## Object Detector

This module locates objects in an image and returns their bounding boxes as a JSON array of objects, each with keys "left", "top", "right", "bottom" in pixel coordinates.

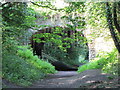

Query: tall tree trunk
[
  {"left": 106, "top": 2, "right": 120, "bottom": 53},
  {"left": 113, "top": 2, "right": 120, "bottom": 34}
]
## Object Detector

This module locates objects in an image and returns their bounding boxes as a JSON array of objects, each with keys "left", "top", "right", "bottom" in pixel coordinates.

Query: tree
[
  {"left": 113, "top": 2, "right": 120, "bottom": 33},
  {"left": 29, "top": 1, "right": 89, "bottom": 65},
  {"left": 2, "top": 2, "right": 37, "bottom": 50},
  {"left": 106, "top": 2, "right": 120, "bottom": 53}
]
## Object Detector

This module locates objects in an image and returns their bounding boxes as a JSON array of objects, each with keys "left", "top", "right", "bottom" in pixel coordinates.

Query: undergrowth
[
  {"left": 17, "top": 46, "right": 56, "bottom": 74},
  {"left": 77, "top": 49, "right": 119, "bottom": 75},
  {"left": 2, "top": 45, "right": 56, "bottom": 86}
]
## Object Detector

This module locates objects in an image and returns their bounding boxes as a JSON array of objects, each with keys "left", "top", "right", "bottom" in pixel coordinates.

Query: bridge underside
[
  {"left": 51, "top": 61, "right": 78, "bottom": 71},
  {"left": 30, "top": 27, "right": 89, "bottom": 71}
]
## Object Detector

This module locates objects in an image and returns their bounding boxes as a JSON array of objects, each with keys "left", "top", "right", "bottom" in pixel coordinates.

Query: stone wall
[
  {"left": 84, "top": 28, "right": 115, "bottom": 61},
  {"left": 84, "top": 27, "right": 96, "bottom": 61},
  {"left": 25, "top": 15, "right": 71, "bottom": 45}
]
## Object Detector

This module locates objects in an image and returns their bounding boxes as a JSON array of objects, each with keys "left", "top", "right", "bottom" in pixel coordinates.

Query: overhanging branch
[{"left": 30, "top": 1, "right": 65, "bottom": 12}]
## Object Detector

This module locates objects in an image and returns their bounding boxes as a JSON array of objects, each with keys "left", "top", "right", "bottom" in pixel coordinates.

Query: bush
[
  {"left": 2, "top": 52, "right": 44, "bottom": 86},
  {"left": 44, "top": 41, "right": 88, "bottom": 66},
  {"left": 102, "top": 49, "right": 119, "bottom": 75},
  {"left": 2, "top": 45, "right": 56, "bottom": 86},
  {"left": 17, "top": 46, "right": 56, "bottom": 74},
  {"left": 77, "top": 58, "right": 104, "bottom": 73},
  {"left": 78, "top": 49, "right": 118, "bottom": 75}
]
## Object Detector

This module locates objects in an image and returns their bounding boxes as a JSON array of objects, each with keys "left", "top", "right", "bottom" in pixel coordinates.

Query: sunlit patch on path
[{"left": 30, "top": 69, "right": 118, "bottom": 88}]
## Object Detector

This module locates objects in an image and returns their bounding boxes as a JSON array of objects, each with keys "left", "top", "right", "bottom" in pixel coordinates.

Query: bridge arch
[{"left": 30, "top": 26, "right": 89, "bottom": 70}]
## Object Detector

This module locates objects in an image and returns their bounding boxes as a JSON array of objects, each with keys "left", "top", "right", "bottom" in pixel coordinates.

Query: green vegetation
[
  {"left": 31, "top": 2, "right": 89, "bottom": 66},
  {"left": 77, "top": 2, "right": 119, "bottom": 76},
  {"left": 2, "top": 45, "right": 56, "bottom": 86},
  {"left": 2, "top": 2, "right": 56, "bottom": 87},
  {"left": 1, "top": 1, "right": 119, "bottom": 87},
  {"left": 3, "top": 51, "right": 44, "bottom": 86},
  {"left": 78, "top": 49, "right": 119, "bottom": 75},
  {"left": 17, "top": 46, "right": 56, "bottom": 74},
  {"left": 44, "top": 41, "right": 88, "bottom": 66}
]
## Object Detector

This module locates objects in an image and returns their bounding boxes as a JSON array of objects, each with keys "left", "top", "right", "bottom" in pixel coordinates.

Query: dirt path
[
  {"left": 30, "top": 69, "right": 119, "bottom": 88},
  {"left": 3, "top": 69, "right": 119, "bottom": 88}
]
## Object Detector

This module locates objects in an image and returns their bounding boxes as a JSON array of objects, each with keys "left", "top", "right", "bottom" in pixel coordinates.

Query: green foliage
[
  {"left": 85, "top": 2, "right": 107, "bottom": 28},
  {"left": 2, "top": 2, "right": 37, "bottom": 45},
  {"left": 44, "top": 41, "right": 88, "bottom": 66},
  {"left": 2, "top": 45, "right": 56, "bottom": 86},
  {"left": 77, "top": 59, "right": 103, "bottom": 73},
  {"left": 85, "top": 2, "right": 111, "bottom": 39},
  {"left": 77, "top": 64, "right": 88, "bottom": 73},
  {"left": 102, "top": 49, "right": 119, "bottom": 75},
  {"left": 17, "top": 46, "right": 56, "bottom": 74},
  {"left": 2, "top": 2, "right": 57, "bottom": 87},
  {"left": 78, "top": 49, "right": 118, "bottom": 75},
  {"left": 2, "top": 51, "right": 44, "bottom": 86},
  {"left": 2, "top": 2, "right": 119, "bottom": 87},
  {"left": 33, "top": 26, "right": 86, "bottom": 52},
  {"left": 29, "top": 2, "right": 89, "bottom": 66},
  {"left": 79, "top": 59, "right": 88, "bottom": 64},
  {"left": 2, "top": 2, "right": 27, "bottom": 27},
  {"left": 107, "top": 76, "right": 114, "bottom": 80},
  {"left": 61, "top": 2, "right": 85, "bottom": 29}
]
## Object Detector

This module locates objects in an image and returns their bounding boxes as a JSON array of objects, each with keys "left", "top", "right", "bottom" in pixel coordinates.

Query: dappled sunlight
[
  {"left": 67, "top": 79, "right": 78, "bottom": 84},
  {"left": 86, "top": 80, "right": 96, "bottom": 83},
  {"left": 58, "top": 83, "right": 65, "bottom": 85},
  {"left": 95, "top": 37, "right": 115, "bottom": 53},
  {"left": 101, "top": 73, "right": 109, "bottom": 75},
  {"left": 53, "top": 0, "right": 69, "bottom": 9},
  {"left": 57, "top": 77, "right": 68, "bottom": 80},
  {"left": 2, "top": 1, "right": 119, "bottom": 88},
  {"left": 66, "top": 75, "right": 90, "bottom": 84},
  {"left": 81, "top": 75, "right": 89, "bottom": 79}
]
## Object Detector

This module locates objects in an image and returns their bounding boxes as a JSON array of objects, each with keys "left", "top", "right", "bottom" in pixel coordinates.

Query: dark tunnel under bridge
[{"left": 29, "top": 26, "right": 89, "bottom": 71}]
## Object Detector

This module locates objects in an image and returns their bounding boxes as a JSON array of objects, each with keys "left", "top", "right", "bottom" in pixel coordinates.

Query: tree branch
[{"left": 30, "top": 1, "right": 65, "bottom": 12}]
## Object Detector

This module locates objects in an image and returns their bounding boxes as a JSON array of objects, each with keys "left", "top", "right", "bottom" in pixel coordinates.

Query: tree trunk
[
  {"left": 113, "top": 2, "right": 120, "bottom": 34},
  {"left": 106, "top": 2, "right": 120, "bottom": 53}
]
